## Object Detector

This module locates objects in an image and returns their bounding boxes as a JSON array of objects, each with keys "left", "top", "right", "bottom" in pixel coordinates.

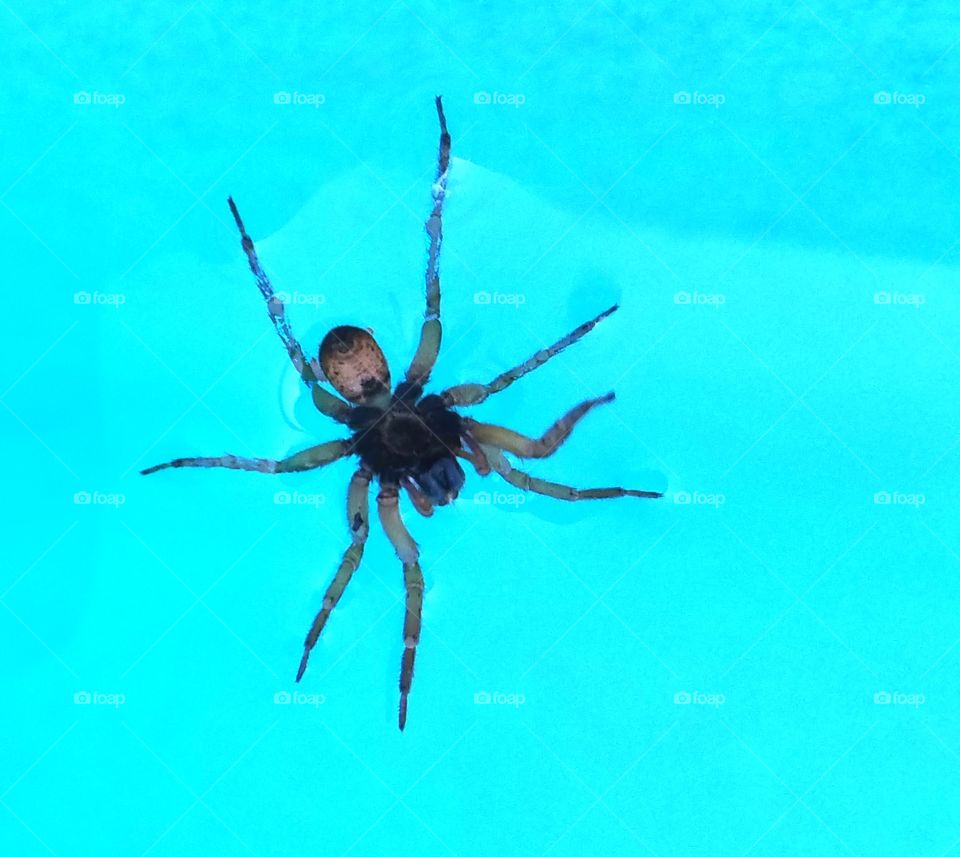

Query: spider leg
[
  {"left": 442, "top": 305, "right": 619, "bottom": 407},
  {"left": 405, "top": 96, "right": 451, "bottom": 387},
  {"left": 227, "top": 196, "right": 353, "bottom": 425},
  {"left": 140, "top": 439, "right": 351, "bottom": 475},
  {"left": 464, "top": 391, "right": 615, "bottom": 459},
  {"left": 296, "top": 466, "right": 372, "bottom": 681},
  {"left": 377, "top": 481, "right": 424, "bottom": 730},
  {"left": 480, "top": 444, "right": 663, "bottom": 500}
]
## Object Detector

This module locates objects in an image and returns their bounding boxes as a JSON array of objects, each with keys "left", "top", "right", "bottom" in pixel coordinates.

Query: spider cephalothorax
[
  {"left": 141, "top": 97, "right": 662, "bottom": 730},
  {"left": 348, "top": 393, "right": 466, "bottom": 507}
]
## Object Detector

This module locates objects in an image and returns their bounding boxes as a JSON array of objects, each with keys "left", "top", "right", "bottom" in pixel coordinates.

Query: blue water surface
[{"left": 3, "top": 2, "right": 960, "bottom": 855}]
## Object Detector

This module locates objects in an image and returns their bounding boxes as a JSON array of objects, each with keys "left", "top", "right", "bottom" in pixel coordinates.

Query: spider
[{"left": 141, "top": 97, "right": 663, "bottom": 729}]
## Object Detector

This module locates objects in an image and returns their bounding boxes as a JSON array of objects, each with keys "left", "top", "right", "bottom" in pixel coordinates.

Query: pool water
[{"left": 3, "top": 2, "right": 960, "bottom": 855}]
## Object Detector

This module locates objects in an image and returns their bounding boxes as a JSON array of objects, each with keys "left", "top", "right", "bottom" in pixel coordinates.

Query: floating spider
[{"left": 141, "top": 97, "right": 663, "bottom": 729}]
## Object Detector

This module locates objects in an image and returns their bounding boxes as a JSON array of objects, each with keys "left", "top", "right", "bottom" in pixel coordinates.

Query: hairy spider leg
[
  {"left": 480, "top": 444, "right": 663, "bottom": 501},
  {"left": 377, "top": 482, "right": 424, "bottom": 730},
  {"left": 405, "top": 95, "right": 451, "bottom": 387},
  {"left": 227, "top": 196, "right": 353, "bottom": 425},
  {"left": 140, "top": 439, "right": 352, "bottom": 476},
  {"left": 464, "top": 392, "right": 617, "bottom": 459},
  {"left": 441, "top": 305, "right": 620, "bottom": 407},
  {"left": 296, "top": 466, "right": 373, "bottom": 681},
  {"left": 399, "top": 561, "right": 424, "bottom": 732}
]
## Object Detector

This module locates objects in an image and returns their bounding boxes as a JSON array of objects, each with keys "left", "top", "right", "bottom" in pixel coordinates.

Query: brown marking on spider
[
  {"left": 140, "top": 97, "right": 663, "bottom": 730},
  {"left": 319, "top": 325, "right": 392, "bottom": 405}
]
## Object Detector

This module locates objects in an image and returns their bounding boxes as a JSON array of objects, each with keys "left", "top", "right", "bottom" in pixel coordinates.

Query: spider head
[
  {"left": 320, "top": 326, "right": 391, "bottom": 405},
  {"left": 412, "top": 455, "right": 465, "bottom": 506}
]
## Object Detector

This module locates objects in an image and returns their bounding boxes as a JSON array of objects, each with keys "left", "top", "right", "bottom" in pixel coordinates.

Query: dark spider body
[
  {"left": 141, "top": 97, "right": 662, "bottom": 730},
  {"left": 320, "top": 324, "right": 466, "bottom": 504},
  {"left": 348, "top": 390, "right": 466, "bottom": 505}
]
